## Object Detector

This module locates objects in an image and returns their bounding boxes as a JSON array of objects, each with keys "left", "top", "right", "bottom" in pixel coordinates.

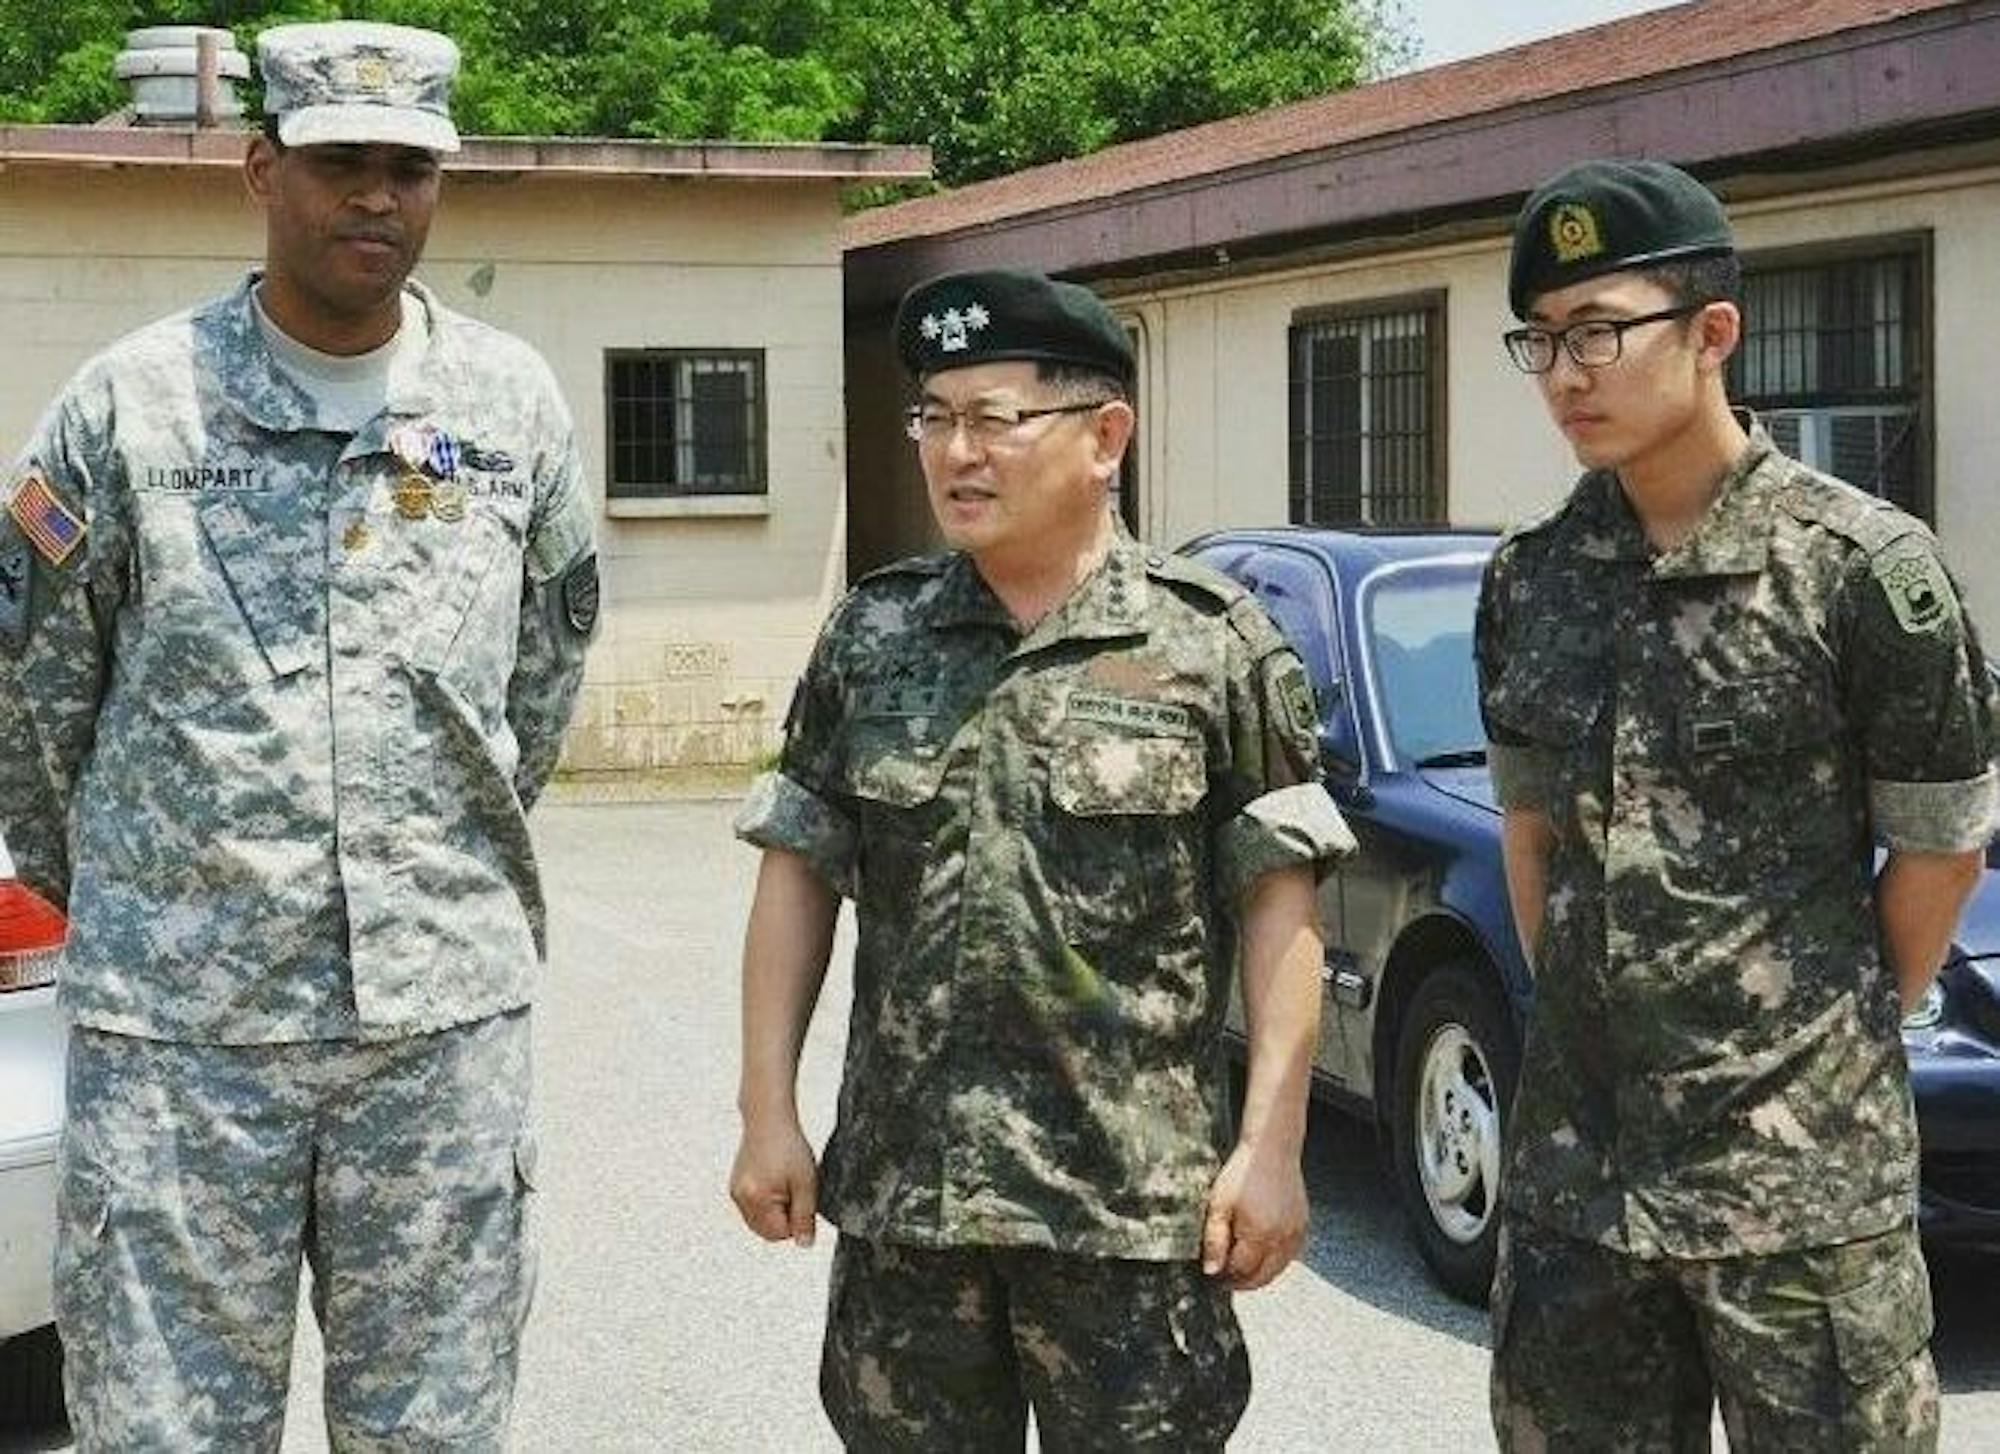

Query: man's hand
[
  {"left": 1200, "top": 1139, "right": 1308, "bottom": 1291},
  {"left": 729, "top": 1115, "right": 819, "bottom": 1248}
]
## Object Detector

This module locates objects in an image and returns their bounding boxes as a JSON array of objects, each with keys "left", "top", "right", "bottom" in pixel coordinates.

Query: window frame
[
  {"left": 602, "top": 346, "right": 770, "bottom": 504},
  {"left": 1729, "top": 232, "right": 1934, "bottom": 521},
  {"left": 1286, "top": 290, "right": 1449, "bottom": 528}
]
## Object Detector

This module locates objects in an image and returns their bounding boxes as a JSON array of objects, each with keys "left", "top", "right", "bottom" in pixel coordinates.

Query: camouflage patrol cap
[
  {"left": 895, "top": 269, "right": 1134, "bottom": 383},
  {"left": 1509, "top": 160, "right": 1733, "bottom": 317},
  {"left": 257, "top": 22, "right": 461, "bottom": 154}
]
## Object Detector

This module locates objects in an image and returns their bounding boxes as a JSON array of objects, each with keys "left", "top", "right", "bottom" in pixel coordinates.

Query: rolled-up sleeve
[
  {"left": 733, "top": 769, "right": 858, "bottom": 898},
  {"left": 1845, "top": 529, "right": 1999, "bottom": 853},
  {"left": 1213, "top": 597, "right": 1356, "bottom": 900}
]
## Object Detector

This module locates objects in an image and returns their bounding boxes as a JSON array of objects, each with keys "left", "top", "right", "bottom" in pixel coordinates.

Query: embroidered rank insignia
[
  {"left": 1549, "top": 202, "right": 1605, "bottom": 264},
  {"left": 6, "top": 471, "right": 85, "bottom": 567}
]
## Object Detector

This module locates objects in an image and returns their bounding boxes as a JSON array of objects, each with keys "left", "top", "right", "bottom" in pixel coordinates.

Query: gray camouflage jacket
[
  {"left": 738, "top": 532, "right": 1354, "bottom": 1258},
  {"left": 0, "top": 276, "right": 597, "bottom": 1044},
  {"left": 1477, "top": 426, "right": 1997, "bottom": 1258}
]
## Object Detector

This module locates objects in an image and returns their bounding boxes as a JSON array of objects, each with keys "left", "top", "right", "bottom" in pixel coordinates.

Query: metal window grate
[
  {"left": 1729, "top": 249, "right": 1924, "bottom": 513},
  {"left": 606, "top": 350, "right": 766, "bottom": 498},
  {"left": 1288, "top": 304, "right": 1440, "bottom": 526}
]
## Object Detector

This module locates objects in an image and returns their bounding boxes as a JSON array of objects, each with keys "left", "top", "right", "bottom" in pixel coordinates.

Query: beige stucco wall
[
  {"left": 1083, "top": 164, "right": 2000, "bottom": 633},
  {"left": 0, "top": 160, "right": 854, "bottom": 776}
]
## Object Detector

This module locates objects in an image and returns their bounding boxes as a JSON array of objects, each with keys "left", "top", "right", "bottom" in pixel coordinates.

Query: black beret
[
  {"left": 1509, "top": 159, "right": 1734, "bottom": 318},
  {"left": 894, "top": 269, "right": 1134, "bottom": 383}
]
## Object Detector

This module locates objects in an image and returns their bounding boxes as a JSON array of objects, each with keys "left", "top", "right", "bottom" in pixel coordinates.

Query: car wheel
[
  {"left": 1390, "top": 959, "right": 1519, "bottom": 1305},
  {"left": 0, "top": 1324, "right": 65, "bottom": 1429}
]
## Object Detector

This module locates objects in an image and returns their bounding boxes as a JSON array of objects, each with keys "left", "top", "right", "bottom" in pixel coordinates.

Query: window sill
[{"left": 606, "top": 494, "right": 771, "bottom": 519}]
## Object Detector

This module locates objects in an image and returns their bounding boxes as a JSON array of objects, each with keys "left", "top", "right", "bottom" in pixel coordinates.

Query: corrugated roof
[{"left": 842, "top": 0, "right": 1966, "bottom": 250}]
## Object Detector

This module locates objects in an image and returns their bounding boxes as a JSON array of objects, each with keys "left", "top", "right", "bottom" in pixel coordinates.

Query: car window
[
  {"left": 1361, "top": 561, "right": 1485, "bottom": 768},
  {"left": 1242, "top": 547, "right": 1342, "bottom": 716}
]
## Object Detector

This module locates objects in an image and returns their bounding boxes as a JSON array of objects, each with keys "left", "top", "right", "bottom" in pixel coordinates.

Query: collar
[
  {"left": 925, "top": 527, "right": 1152, "bottom": 648},
  {"left": 1573, "top": 413, "right": 1780, "bottom": 578},
  {"left": 198, "top": 273, "right": 463, "bottom": 440},
  {"left": 1649, "top": 417, "right": 1780, "bottom": 579}
]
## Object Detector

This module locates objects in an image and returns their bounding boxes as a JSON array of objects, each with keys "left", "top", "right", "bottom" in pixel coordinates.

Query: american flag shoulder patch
[{"left": 6, "top": 471, "right": 85, "bottom": 567}]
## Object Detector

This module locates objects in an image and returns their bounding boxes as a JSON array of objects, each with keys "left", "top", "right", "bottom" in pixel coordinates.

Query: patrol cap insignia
[
  {"left": 1873, "top": 542, "right": 1956, "bottom": 635},
  {"left": 1549, "top": 203, "right": 1604, "bottom": 264},
  {"left": 6, "top": 470, "right": 85, "bottom": 567},
  {"left": 350, "top": 53, "right": 391, "bottom": 95}
]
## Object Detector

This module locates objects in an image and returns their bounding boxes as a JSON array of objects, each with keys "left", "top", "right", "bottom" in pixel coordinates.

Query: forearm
[
  {"left": 1235, "top": 864, "right": 1322, "bottom": 1153},
  {"left": 1877, "top": 848, "right": 1984, "bottom": 1011},
  {"left": 1501, "top": 809, "right": 1554, "bottom": 970},
  {"left": 738, "top": 848, "right": 840, "bottom": 1124}
]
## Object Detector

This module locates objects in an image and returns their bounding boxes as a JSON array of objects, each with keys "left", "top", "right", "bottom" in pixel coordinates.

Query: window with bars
[
  {"left": 1728, "top": 244, "right": 1928, "bottom": 518},
  {"left": 605, "top": 349, "right": 766, "bottom": 498},
  {"left": 1288, "top": 299, "right": 1443, "bottom": 526}
]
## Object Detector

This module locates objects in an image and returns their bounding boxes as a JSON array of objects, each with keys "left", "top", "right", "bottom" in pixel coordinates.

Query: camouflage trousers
[
  {"left": 820, "top": 1236, "right": 1251, "bottom": 1452},
  {"left": 1491, "top": 1217, "right": 1938, "bottom": 1452},
  {"left": 55, "top": 1010, "right": 537, "bottom": 1453}
]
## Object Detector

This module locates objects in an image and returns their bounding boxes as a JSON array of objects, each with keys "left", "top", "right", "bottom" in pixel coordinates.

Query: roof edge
[{"left": 0, "top": 125, "right": 931, "bottom": 181}]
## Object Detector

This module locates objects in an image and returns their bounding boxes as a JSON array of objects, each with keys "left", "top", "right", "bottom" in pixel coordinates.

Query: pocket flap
[
  {"left": 1051, "top": 729, "right": 1205, "bottom": 815},
  {"left": 1827, "top": 1243, "right": 1933, "bottom": 1387},
  {"left": 841, "top": 722, "right": 950, "bottom": 808},
  {"left": 1679, "top": 671, "right": 1839, "bottom": 759},
  {"left": 195, "top": 493, "right": 320, "bottom": 679}
]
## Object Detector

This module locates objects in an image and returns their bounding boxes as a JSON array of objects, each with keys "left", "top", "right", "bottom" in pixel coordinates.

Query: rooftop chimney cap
[{"left": 114, "top": 26, "right": 250, "bottom": 127}]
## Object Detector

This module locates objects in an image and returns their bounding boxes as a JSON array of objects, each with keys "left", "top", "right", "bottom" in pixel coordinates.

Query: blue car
[{"left": 1185, "top": 526, "right": 2000, "bottom": 1304}]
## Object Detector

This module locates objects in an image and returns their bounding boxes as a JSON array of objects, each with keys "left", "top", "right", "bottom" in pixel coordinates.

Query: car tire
[
  {"left": 1389, "top": 959, "right": 1519, "bottom": 1306},
  {"left": 0, "top": 1323, "right": 65, "bottom": 1430}
]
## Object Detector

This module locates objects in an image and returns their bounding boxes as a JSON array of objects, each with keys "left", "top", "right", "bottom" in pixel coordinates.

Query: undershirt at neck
[{"left": 251, "top": 285, "right": 430, "bottom": 433}]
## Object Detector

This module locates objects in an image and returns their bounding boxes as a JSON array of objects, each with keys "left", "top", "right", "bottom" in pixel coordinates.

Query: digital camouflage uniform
[
  {"left": 1477, "top": 426, "right": 1997, "bottom": 1451},
  {"left": 0, "top": 274, "right": 596, "bottom": 1449},
  {"left": 737, "top": 533, "right": 1353, "bottom": 1450}
]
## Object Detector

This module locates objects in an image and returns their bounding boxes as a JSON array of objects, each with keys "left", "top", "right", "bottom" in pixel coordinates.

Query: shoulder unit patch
[{"left": 1872, "top": 540, "right": 1957, "bottom": 636}]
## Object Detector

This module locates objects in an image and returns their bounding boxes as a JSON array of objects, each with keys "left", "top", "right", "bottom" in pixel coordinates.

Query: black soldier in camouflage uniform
[
  {"left": 1479, "top": 159, "right": 1996, "bottom": 1451},
  {"left": 0, "top": 23, "right": 595, "bottom": 1449},
  {"left": 730, "top": 269, "right": 1354, "bottom": 1449}
]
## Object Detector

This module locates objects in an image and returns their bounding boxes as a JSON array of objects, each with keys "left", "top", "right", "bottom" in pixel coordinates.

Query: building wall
[
  {"left": 1070, "top": 164, "right": 2000, "bottom": 633},
  {"left": 0, "top": 162, "right": 854, "bottom": 777}
]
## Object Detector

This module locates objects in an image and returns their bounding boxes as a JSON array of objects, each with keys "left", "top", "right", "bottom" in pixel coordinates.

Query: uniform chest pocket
[
  {"left": 1484, "top": 653, "right": 1605, "bottom": 749},
  {"left": 1050, "top": 729, "right": 1206, "bottom": 817},
  {"left": 840, "top": 720, "right": 951, "bottom": 810},
  {"left": 139, "top": 496, "right": 322, "bottom": 721},
  {"left": 1678, "top": 671, "right": 1839, "bottom": 761}
]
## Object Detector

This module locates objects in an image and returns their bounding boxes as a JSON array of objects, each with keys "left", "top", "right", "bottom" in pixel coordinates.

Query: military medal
[
  {"left": 390, "top": 423, "right": 432, "bottom": 473},
  {"left": 431, "top": 479, "right": 468, "bottom": 523},
  {"left": 428, "top": 429, "right": 461, "bottom": 479},
  {"left": 392, "top": 471, "right": 433, "bottom": 520}
]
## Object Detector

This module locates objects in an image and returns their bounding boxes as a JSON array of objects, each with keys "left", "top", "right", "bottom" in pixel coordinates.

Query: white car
[{"left": 0, "top": 834, "right": 66, "bottom": 1428}]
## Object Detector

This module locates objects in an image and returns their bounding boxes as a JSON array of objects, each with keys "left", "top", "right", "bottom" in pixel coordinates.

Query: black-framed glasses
[
  {"left": 904, "top": 399, "right": 1112, "bottom": 445},
  {"left": 1501, "top": 306, "right": 1701, "bottom": 374}
]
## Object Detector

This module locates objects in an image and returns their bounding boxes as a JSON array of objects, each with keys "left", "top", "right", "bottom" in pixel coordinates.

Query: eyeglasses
[
  {"left": 904, "top": 399, "right": 1112, "bottom": 446},
  {"left": 1501, "top": 306, "right": 1701, "bottom": 374}
]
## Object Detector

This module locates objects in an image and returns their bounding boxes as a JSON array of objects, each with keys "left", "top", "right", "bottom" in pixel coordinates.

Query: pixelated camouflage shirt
[
  {"left": 1477, "top": 425, "right": 1998, "bottom": 1258},
  {"left": 736, "top": 533, "right": 1355, "bottom": 1259},
  {"left": 0, "top": 276, "right": 597, "bottom": 1044}
]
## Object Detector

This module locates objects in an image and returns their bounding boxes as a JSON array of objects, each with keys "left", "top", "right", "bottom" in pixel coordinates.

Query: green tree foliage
[{"left": 0, "top": 1, "right": 1409, "bottom": 186}]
